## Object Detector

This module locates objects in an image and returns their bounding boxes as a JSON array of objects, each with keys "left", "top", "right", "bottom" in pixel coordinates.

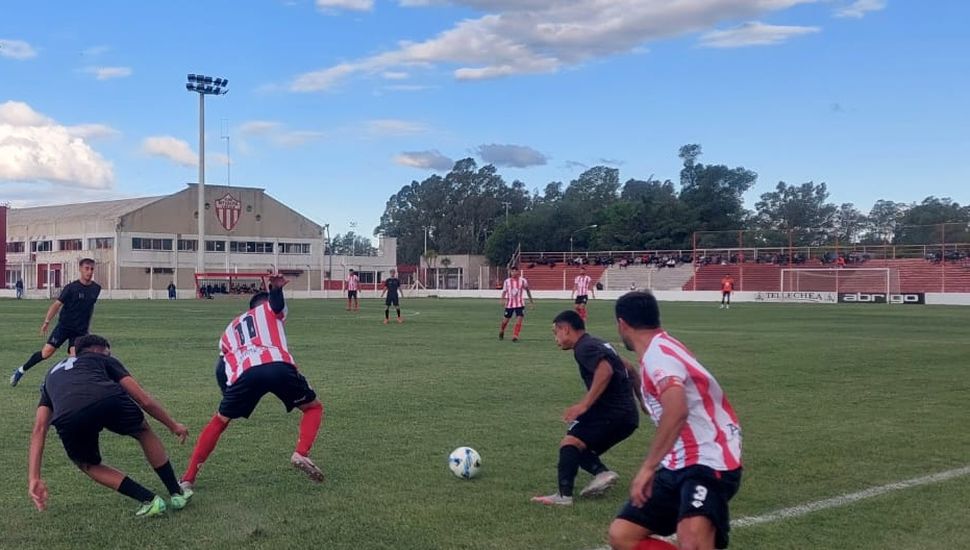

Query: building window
[
  {"left": 31, "top": 241, "right": 53, "bottom": 252},
  {"left": 132, "top": 237, "right": 173, "bottom": 251},
  {"left": 58, "top": 239, "right": 83, "bottom": 251},
  {"left": 6, "top": 241, "right": 25, "bottom": 254},
  {"left": 88, "top": 237, "right": 114, "bottom": 250},
  {"left": 357, "top": 271, "right": 375, "bottom": 284},
  {"left": 230, "top": 241, "right": 273, "bottom": 254},
  {"left": 280, "top": 242, "right": 310, "bottom": 254},
  {"left": 205, "top": 240, "right": 226, "bottom": 252},
  {"left": 178, "top": 239, "right": 198, "bottom": 251}
]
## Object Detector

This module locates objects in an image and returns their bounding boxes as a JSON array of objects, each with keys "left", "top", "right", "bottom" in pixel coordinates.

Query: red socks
[
  {"left": 635, "top": 539, "right": 677, "bottom": 550},
  {"left": 500, "top": 319, "right": 510, "bottom": 332},
  {"left": 182, "top": 415, "right": 229, "bottom": 483},
  {"left": 296, "top": 402, "right": 323, "bottom": 456},
  {"left": 513, "top": 318, "right": 523, "bottom": 338}
]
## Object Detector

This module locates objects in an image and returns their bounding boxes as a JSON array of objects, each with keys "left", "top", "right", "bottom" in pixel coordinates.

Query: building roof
[{"left": 7, "top": 196, "right": 166, "bottom": 226}]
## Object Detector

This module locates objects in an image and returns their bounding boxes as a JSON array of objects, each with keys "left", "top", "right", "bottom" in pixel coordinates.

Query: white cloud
[
  {"left": 142, "top": 136, "right": 197, "bottom": 167},
  {"left": 238, "top": 120, "right": 325, "bottom": 147},
  {"left": 289, "top": 0, "right": 818, "bottom": 91},
  {"left": 67, "top": 124, "right": 121, "bottom": 140},
  {"left": 365, "top": 119, "right": 428, "bottom": 136},
  {"left": 0, "top": 101, "right": 114, "bottom": 188},
  {"left": 699, "top": 21, "right": 819, "bottom": 48},
  {"left": 84, "top": 66, "right": 133, "bottom": 80},
  {"left": 316, "top": 0, "right": 373, "bottom": 12},
  {"left": 476, "top": 143, "right": 547, "bottom": 168},
  {"left": 0, "top": 39, "right": 37, "bottom": 60},
  {"left": 834, "top": 0, "right": 886, "bottom": 18},
  {"left": 239, "top": 120, "right": 283, "bottom": 135},
  {"left": 382, "top": 71, "right": 410, "bottom": 80},
  {"left": 394, "top": 150, "right": 454, "bottom": 170}
]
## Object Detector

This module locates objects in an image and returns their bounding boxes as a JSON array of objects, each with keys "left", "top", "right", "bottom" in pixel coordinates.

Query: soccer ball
[{"left": 448, "top": 447, "right": 482, "bottom": 479}]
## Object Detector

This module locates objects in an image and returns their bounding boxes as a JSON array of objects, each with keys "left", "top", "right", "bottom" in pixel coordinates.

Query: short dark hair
[
  {"left": 615, "top": 291, "right": 661, "bottom": 329},
  {"left": 553, "top": 310, "right": 585, "bottom": 331},
  {"left": 250, "top": 292, "right": 270, "bottom": 309},
  {"left": 75, "top": 334, "right": 110, "bottom": 354},
  {"left": 79, "top": 258, "right": 95, "bottom": 268}
]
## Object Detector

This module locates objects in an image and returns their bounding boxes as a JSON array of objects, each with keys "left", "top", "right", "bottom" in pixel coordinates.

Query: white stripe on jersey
[
  {"left": 640, "top": 331, "right": 742, "bottom": 472},
  {"left": 574, "top": 274, "right": 592, "bottom": 296},
  {"left": 503, "top": 276, "right": 528, "bottom": 308},
  {"left": 346, "top": 275, "right": 359, "bottom": 291},
  {"left": 220, "top": 301, "right": 294, "bottom": 386}
]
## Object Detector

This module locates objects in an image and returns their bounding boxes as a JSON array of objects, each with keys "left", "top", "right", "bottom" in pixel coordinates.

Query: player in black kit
[
  {"left": 12, "top": 258, "right": 102, "bottom": 387},
  {"left": 27, "top": 335, "right": 192, "bottom": 517},
  {"left": 380, "top": 268, "right": 403, "bottom": 324},
  {"left": 532, "top": 310, "right": 643, "bottom": 506}
]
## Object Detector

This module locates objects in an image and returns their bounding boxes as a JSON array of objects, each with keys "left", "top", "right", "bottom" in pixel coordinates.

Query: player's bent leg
[
  {"left": 608, "top": 518, "right": 658, "bottom": 550},
  {"left": 675, "top": 515, "right": 717, "bottom": 550}
]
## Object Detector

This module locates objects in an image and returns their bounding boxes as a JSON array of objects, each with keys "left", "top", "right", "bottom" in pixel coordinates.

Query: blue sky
[{"left": 2, "top": 0, "right": 968, "bottom": 240}]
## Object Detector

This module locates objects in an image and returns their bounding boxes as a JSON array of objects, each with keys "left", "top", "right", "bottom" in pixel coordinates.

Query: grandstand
[{"left": 517, "top": 241, "right": 970, "bottom": 294}]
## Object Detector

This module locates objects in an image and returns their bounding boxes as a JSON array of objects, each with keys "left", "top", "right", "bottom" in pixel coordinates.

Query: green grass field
[{"left": 1, "top": 297, "right": 969, "bottom": 550}]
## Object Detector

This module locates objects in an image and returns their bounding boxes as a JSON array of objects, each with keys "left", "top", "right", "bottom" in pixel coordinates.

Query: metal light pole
[
  {"left": 570, "top": 224, "right": 599, "bottom": 255},
  {"left": 350, "top": 221, "right": 358, "bottom": 258},
  {"left": 185, "top": 73, "right": 229, "bottom": 276}
]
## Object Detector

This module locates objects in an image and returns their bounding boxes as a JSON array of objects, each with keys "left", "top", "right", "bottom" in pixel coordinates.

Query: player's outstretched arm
[
  {"left": 39, "top": 301, "right": 63, "bottom": 335},
  {"left": 268, "top": 275, "right": 289, "bottom": 314},
  {"left": 119, "top": 377, "right": 189, "bottom": 443},
  {"left": 28, "top": 406, "right": 52, "bottom": 511}
]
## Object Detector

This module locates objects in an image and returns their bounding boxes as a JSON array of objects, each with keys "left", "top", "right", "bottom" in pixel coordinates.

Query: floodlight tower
[{"left": 185, "top": 73, "right": 229, "bottom": 276}]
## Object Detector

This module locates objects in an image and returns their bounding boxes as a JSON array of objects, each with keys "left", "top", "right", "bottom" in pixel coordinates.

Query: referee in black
[
  {"left": 532, "top": 310, "right": 642, "bottom": 506},
  {"left": 11, "top": 257, "right": 101, "bottom": 387},
  {"left": 27, "top": 335, "right": 191, "bottom": 517}
]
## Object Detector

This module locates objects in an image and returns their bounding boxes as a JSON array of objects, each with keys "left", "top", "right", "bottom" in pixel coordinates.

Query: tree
[
  {"left": 754, "top": 181, "right": 837, "bottom": 246},
  {"left": 678, "top": 145, "right": 756, "bottom": 233},
  {"left": 832, "top": 203, "right": 867, "bottom": 244},
  {"left": 865, "top": 199, "right": 907, "bottom": 244},
  {"left": 894, "top": 197, "right": 970, "bottom": 244},
  {"left": 329, "top": 232, "right": 377, "bottom": 256}
]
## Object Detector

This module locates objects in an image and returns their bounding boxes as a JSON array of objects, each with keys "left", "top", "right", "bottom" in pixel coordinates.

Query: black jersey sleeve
[
  {"left": 38, "top": 384, "right": 53, "bottom": 409},
  {"left": 575, "top": 338, "right": 610, "bottom": 376},
  {"left": 103, "top": 356, "right": 132, "bottom": 382},
  {"left": 56, "top": 283, "right": 73, "bottom": 303}
]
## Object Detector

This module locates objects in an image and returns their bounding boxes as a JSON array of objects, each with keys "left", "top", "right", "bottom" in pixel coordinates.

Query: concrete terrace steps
[{"left": 521, "top": 265, "right": 607, "bottom": 291}]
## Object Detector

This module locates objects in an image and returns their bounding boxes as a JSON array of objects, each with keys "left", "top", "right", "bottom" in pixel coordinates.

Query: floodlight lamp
[{"left": 187, "top": 74, "right": 197, "bottom": 82}]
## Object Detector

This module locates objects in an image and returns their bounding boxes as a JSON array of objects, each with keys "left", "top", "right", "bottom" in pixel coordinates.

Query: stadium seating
[
  {"left": 683, "top": 259, "right": 970, "bottom": 293},
  {"left": 604, "top": 264, "right": 694, "bottom": 291},
  {"left": 522, "top": 264, "right": 606, "bottom": 291}
]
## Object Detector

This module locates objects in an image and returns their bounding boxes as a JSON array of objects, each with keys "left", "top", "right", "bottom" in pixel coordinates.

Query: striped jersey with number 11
[{"left": 220, "top": 301, "right": 294, "bottom": 386}]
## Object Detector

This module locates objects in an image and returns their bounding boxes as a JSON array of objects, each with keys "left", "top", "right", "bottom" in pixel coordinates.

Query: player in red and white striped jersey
[
  {"left": 571, "top": 266, "right": 596, "bottom": 321},
  {"left": 499, "top": 266, "right": 534, "bottom": 342},
  {"left": 181, "top": 275, "right": 326, "bottom": 489},
  {"left": 609, "top": 292, "right": 742, "bottom": 550},
  {"left": 346, "top": 269, "right": 360, "bottom": 311}
]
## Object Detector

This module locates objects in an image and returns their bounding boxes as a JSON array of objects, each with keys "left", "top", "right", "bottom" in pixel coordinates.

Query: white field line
[{"left": 588, "top": 465, "right": 970, "bottom": 550}]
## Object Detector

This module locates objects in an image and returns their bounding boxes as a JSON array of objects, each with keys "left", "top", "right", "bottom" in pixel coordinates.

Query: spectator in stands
[{"left": 836, "top": 256, "right": 846, "bottom": 269}]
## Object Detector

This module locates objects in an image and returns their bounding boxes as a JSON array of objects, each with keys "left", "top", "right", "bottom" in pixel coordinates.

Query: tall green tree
[
  {"left": 754, "top": 181, "right": 837, "bottom": 246},
  {"left": 678, "top": 145, "right": 756, "bottom": 233},
  {"left": 894, "top": 197, "right": 970, "bottom": 244},
  {"left": 865, "top": 199, "right": 908, "bottom": 244}
]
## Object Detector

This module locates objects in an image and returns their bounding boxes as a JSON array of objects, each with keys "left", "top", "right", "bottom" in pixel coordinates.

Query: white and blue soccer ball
[{"left": 448, "top": 446, "right": 482, "bottom": 479}]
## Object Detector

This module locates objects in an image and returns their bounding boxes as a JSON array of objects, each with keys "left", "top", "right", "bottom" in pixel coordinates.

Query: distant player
[
  {"left": 346, "top": 269, "right": 360, "bottom": 311},
  {"left": 572, "top": 266, "right": 595, "bottom": 321},
  {"left": 532, "top": 310, "right": 640, "bottom": 506},
  {"left": 27, "top": 335, "right": 191, "bottom": 517},
  {"left": 12, "top": 258, "right": 101, "bottom": 387},
  {"left": 719, "top": 275, "right": 734, "bottom": 309},
  {"left": 380, "top": 269, "right": 403, "bottom": 324},
  {"left": 181, "top": 274, "right": 325, "bottom": 490},
  {"left": 499, "top": 266, "right": 534, "bottom": 342},
  {"left": 609, "top": 292, "right": 743, "bottom": 550}
]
